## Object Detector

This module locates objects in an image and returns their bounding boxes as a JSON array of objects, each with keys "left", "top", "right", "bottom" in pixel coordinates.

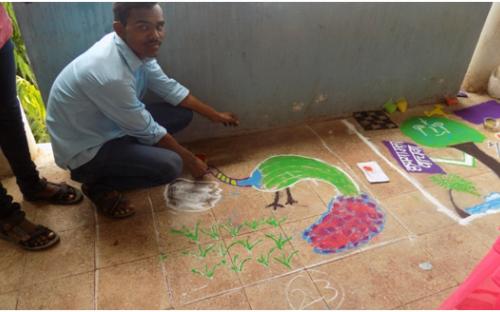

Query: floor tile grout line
[
  {"left": 14, "top": 290, "right": 19, "bottom": 310},
  {"left": 305, "top": 123, "right": 417, "bottom": 238},
  {"left": 148, "top": 193, "right": 174, "bottom": 307},
  {"left": 395, "top": 284, "right": 459, "bottom": 309},
  {"left": 302, "top": 268, "right": 331, "bottom": 309},
  {"left": 15, "top": 241, "right": 30, "bottom": 309},
  {"left": 416, "top": 225, "right": 488, "bottom": 286},
  {"left": 178, "top": 235, "right": 410, "bottom": 307},
  {"left": 93, "top": 207, "right": 99, "bottom": 310},
  {"left": 340, "top": 120, "right": 463, "bottom": 224},
  {"left": 240, "top": 287, "right": 254, "bottom": 310},
  {"left": 11, "top": 269, "right": 96, "bottom": 294},
  {"left": 302, "top": 235, "right": 412, "bottom": 270},
  {"left": 219, "top": 231, "right": 249, "bottom": 307}
]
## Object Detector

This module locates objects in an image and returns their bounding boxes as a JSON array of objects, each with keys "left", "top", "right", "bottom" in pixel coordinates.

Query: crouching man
[{"left": 47, "top": 2, "right": 239, "bottom": 218}]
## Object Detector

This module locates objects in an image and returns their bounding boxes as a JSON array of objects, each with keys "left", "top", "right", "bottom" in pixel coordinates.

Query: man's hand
[
  {"left": 156, "top": 133, "right": 208, "bottom": 179},
  {"left": 210, "top": 112, "right": 240, "bottom": 127},
  {"left": 180, "top": 94, "right": 240, "bottom": 127},
  {"left": 186, "top": 156, "right": 208, "bottom": 178}
]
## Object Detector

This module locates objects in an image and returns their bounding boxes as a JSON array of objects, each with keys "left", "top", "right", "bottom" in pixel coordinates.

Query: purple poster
[
  {"left": 383, "top": 141, "right": 445, "bottom": 174},
  {"left": 454, "top": 100, "right": 500, "bottom": 124}
]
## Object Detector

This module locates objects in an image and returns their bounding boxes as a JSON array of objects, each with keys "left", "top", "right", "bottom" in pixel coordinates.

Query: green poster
[{"left": 401, "top": 117, "right": 485, "bottom": 148}]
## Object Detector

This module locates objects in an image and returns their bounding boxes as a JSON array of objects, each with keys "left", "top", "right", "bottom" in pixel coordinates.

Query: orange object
[
  {"left": 445, "top": 96, "right": 459, "bottom": 106},
  {"left": 195, "top": 154, "right": 207, "bottom": 163}
]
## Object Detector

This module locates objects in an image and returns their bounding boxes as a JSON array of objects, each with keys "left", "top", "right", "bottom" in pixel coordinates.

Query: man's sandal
[
  {"left": 90, "top": 190, "right": 136, "bottom": 219},
  {"left": 0, "top": 210, "right": 60, "bottom": 251},
  {"left": 24, "top": 178, "right": 83, "bottom": 205}
]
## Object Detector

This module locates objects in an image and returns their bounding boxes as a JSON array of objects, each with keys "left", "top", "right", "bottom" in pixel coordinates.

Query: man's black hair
[{"left": 113, "top": 2, "right": 159, "bottom": 25}]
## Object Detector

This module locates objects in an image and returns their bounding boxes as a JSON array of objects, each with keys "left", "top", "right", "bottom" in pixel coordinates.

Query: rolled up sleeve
[
  {"left": 145, "top": 60, "right": 189, "bottom": 106},
  {"left": 83, "top": 78, "right": 166, "bottom": 145}
]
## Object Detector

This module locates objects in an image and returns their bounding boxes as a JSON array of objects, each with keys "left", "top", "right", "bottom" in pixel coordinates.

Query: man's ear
[{"left": 113, "top": 21, "right": 125, "bottom": 37}]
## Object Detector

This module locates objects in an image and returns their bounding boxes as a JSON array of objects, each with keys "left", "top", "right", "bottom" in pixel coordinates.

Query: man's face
[{"left": 115, "top": 5, "right": 165, "bottom": 59}]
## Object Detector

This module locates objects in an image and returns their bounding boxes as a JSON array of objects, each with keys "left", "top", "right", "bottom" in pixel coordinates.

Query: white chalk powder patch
[{"left": 164, "top": 178, "right": 222, "bottom": 212}]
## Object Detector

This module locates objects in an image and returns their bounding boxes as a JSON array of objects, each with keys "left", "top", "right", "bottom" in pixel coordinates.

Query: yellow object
[
  {"left": 424, "top": 104, "right": 447, "bottom": 117},
  {"left": 396, "top": 98, "right": 408, "bottom": 112},
  {"left": 484, "top": 118, "right": 499, "bottom": 132}
]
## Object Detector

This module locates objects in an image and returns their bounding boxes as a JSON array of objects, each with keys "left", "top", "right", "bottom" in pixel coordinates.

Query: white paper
[{"left": 357, "top": 161, "right": 390, "bottom": 183}]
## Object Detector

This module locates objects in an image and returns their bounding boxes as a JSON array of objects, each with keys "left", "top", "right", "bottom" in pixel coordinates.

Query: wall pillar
[{"left": 462, "top": 3, "right": 500, "bottom": 93}]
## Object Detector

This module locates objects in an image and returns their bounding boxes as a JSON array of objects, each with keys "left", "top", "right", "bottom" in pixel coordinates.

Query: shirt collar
[{"left": 113, "top": 32, "right": 154, "bottom": 72}]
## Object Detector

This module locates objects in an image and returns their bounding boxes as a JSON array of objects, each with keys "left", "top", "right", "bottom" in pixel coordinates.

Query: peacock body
[{"left": 212, "top": 155, "right": 359, "bottom": 195}]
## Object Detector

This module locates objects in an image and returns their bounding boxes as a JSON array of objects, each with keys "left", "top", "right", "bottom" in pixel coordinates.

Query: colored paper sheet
[
  {"left": 454, "top": 100, "right": 500, "bottom": 124},
  {"left": 400, "top": 116, "right": 485, "bottom": 148},
  {"left": 383, "top": 140, "right": 445, "bottom": 174},
  {"left": 356, "top": 161, "right": 389, "bottom": 183}
]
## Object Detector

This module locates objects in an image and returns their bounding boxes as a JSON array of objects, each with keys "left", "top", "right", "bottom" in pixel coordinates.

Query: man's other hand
[{"left": 212, "top": 112, "right": 240, "bottom": 127}]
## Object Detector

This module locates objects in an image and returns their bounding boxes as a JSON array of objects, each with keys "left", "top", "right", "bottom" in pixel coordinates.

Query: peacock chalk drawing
[{"left": 209, "top": 155, "right": 385, "bottom": 254}]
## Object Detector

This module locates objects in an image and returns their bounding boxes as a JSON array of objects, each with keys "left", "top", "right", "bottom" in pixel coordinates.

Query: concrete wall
[
  {"left": 14, "top": 2, "right": 490, "bottom": 142},
  {"left": 462, "top": 3, "right": 500, "bottom": 93}
]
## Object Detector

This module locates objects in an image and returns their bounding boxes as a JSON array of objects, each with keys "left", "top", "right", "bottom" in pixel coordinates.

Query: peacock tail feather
[
  {"left": 257, "top": 155, "right": 359, "bottom": 196},
  {"left": 210, "top": 155, "right": 359, "bottom": 196}
]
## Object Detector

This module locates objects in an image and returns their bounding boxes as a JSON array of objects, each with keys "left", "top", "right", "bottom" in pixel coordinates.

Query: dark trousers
[
  {"left": 0, "top": 40, "right": 44, "bottom": 218},
  {"left": 70, "top": 103, "right": 193, "bottom": 197}
]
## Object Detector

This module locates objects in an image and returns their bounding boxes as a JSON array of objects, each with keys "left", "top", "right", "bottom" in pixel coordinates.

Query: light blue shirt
[{"left": 46, "top": 32, "right": 189, "bottom": 170}]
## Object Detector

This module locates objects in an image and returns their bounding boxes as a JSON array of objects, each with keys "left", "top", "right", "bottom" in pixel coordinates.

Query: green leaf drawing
[
  {"left": 220, "top": 220, "right": 244, "bottom": 237},
  {"left": 256, "top": 247, "right": 276, "bottom": 267},
  {"left": 201, "top": 224, "right": 221, "bottom": 240},
  {"left": 227, "top": 237, "right": 263, "bottom": 253},
  {"left": 265, "top": 216, "right": 287, "bottom": 228},
  {"left": 265, "top": 233, "right": 292, "bottom": 250},
  {"left": 217, "top": 243, "right": 228, "bottom": 257},
  {"left": 273, "top": 251, "right": 299, "bottom": 269},
  {"left": 430, "top": 174, "right": 481, "bottom": 196},
  {"left": 195, "top": 243, "right": 215, "bottom": 258},
  {"left": 158, "top": 253, "right": 167, "bottom": 262},
  {"left": 191, "top": 259, "right": 227, "bottom": 279},
  {"left": 170, "top": 221, "right": 200, "bottom": 242},
  {"left": 243, "top": 218, "right": 265, "bottom": 231},
  {"left": 181, "top": 243, "right": 215, "bottom": 258},
  {"left": 230, "top": 254, "right": 252, "bottom": 273}
]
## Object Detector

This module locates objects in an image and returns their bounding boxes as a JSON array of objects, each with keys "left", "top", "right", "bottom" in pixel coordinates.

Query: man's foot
[
  {"left": 82, "top": 186, "right": 135, "bottom": 219},
  {"left": 24, "top": 178, "right": 83, "bottom": 205},
  {"left": 0, "top": 210, "right": 60, "bottom": 251}
]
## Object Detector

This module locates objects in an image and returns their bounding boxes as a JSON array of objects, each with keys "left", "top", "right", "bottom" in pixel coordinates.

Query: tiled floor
[{"left": 1, "top": 94, "right": 499, "bottom": 309}]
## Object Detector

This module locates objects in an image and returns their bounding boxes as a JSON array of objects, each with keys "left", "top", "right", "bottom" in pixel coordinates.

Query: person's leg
[
  {"left": 145, "top": 101, "right": 193, "bottom": 134},
  {"left": 72, "top": 136, "right": 183, "bottom": 193},
  {"left": 0, "top": 182, "right": 20, "bottom": 219},
  {"left": 70, "top": 136, "right": 183, "bottom": 217},
  {"left": 0, "top": 182, "right": 59, "bottom": 250},
  {"left": 0, "top": 40, "right": 41, "bottom": 195},
  {"left": 0, "top": 40, "right": 82, "bottom": 205}
]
